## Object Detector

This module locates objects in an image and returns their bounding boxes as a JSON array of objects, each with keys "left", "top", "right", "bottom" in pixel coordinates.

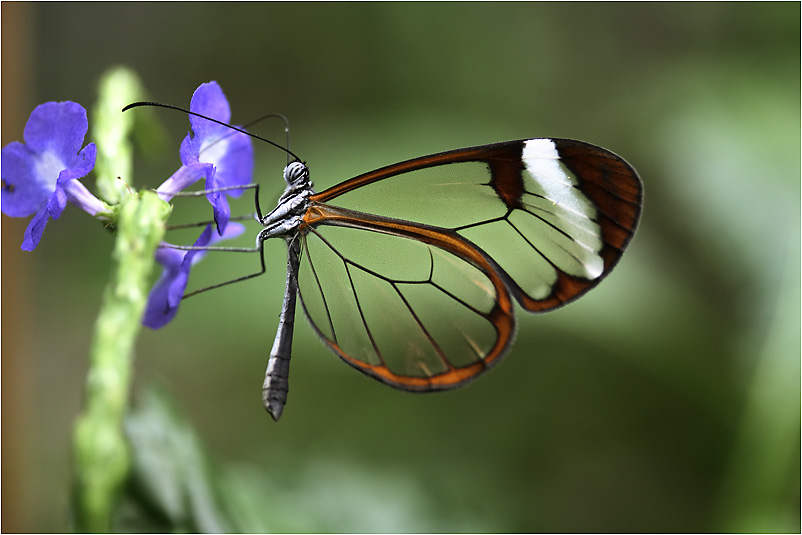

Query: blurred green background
[{"left": 2, "top": 2, "right": 799, "bottom": 532}]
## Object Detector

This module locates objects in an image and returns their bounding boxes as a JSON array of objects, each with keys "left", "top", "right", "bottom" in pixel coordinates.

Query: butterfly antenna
[
  {"left": 242, "top": 113, "right": 292, "bottom": 165},
  {"left": 122, "top": 101, "right": 302, "bottom": 163}
]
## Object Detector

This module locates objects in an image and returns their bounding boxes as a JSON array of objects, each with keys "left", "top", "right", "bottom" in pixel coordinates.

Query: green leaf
[{"left": 118, "top": 386, "right": 233, "bottom": 533}]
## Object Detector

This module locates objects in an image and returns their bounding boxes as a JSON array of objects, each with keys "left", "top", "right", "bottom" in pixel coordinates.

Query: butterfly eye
[{"left": 283, "top": 161, "right": 309, "bottom": 186}]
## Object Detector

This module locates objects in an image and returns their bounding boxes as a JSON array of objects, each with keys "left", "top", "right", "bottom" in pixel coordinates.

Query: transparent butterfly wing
[
  {"left": 295, "top": 212, "right": 516, "bottom": 390},
  {"left": 310, "top": 138, "right": 642, "bottom": 312}
]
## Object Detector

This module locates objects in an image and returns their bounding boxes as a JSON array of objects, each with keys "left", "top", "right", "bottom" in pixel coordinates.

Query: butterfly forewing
[
  {"left": 315, "top": 160, "right": 506, "bottom": 227},
  {"left": 309, "top": 138, "right": 641, "bottom": 312},
  {"left": 296, "top": 213, "right": 516, "bottom": 390}
]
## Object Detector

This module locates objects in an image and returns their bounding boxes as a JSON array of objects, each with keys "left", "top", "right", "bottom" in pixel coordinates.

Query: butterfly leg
[
  {"left": 169, "top": 207, "right": 304, "bottom": 300},
  {"left": 179, "top": 240, "right": 267, "bottom": 299},
  {"left": 160, "top": 183, "right": 268, "bottom": 222}
]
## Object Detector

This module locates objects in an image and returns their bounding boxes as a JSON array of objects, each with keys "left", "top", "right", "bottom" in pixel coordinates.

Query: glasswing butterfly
[
  {"left": 261, "top": 138, "right": 642, "bottom": 420},
  {"left": 127, "top": 103, "right": 643, "bottom": 421}
]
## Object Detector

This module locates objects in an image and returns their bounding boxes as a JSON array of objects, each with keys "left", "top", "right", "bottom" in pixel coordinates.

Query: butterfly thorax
[{"left": 257, "top": 161, "right": 315, "bottom": 241}]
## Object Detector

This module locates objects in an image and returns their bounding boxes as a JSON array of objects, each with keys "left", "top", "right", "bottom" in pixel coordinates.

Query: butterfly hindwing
[{"left": 295, "top": 208, "right": 516, "bottom": 390}]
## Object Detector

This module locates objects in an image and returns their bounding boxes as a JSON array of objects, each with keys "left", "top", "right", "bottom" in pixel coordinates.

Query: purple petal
[
  {"left": 143, "top": 262, "right": 185, "bottom": 329},
  {"left": 23, "top": 101, "right": 89, "bottom": 161},
  {"left": 188, "top": 81, "right": 231, "bottom": 142},
  {"left": 21, "top": 205, "right": 51, "bottom": 251},
  {"left": 158, "top": 159, "right": 230, "bottom": 235},
  {"left": 46, "top": 184, "right": 68, "bottom": 221},
  {"left": 204, "top": 172, "right": 230, "bottom": 234},
  {"left": 63, "top": 178, "right": 107, "bottom": 216},
  {"left": 143, "top": 232, "right": 207, "bottom": 329},
  {"left": 1, "top": 142, "right": 51, "bottom": 217},
  {"left": 62, "top": 141, "right": 97, "bottom": 182},
  {"left": 178, "top": 133, "right": 199, "bottom": 167},
  {"left": 155, "top": 162, "right": 207, "bottom": 202},
  {"left": 208, "top": 128, "right": 253, "bottom": 195},
  {"left": 22, "top": 184, "right": 70, "bottom": 251},
  {"left": 180, "top": 82, "right": 233, "bottom": 166},
  {"left": 143, "top": 222, "right": 245, "bottom": 329}
]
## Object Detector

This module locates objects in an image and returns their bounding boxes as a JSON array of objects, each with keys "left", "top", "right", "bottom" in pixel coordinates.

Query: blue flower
[
  {"left": 155, "top": 81, "right": 253, "bottom": 234},
  {"left": 1, "top": 101, "right": 105, "bottom": 251},
  {"left": 143, "top": 222, "right": 245, "bottom": 329}
]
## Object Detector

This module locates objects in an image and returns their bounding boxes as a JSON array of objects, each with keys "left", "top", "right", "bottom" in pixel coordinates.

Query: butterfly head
[{"left": 283, "top": 161, "right": 309, "bottom": 187}]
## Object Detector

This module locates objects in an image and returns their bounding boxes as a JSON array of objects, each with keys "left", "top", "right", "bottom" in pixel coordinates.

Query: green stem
[
  {"left": 92, "top": 66, "right": 147, "bottom": 205},
  {"left": 72, "top": 191, "right": 170, "bottom": 532}
]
